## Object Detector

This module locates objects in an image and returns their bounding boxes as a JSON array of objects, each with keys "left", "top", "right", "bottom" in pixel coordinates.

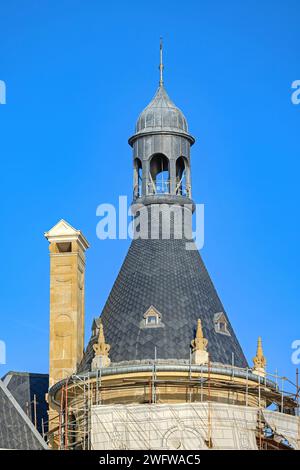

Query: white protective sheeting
[
  {"left": 91, "top": 402, "right": 258, "bottom": 450},
  {"left": 263, "top": 409, "right": 300, "bottom": 449}
]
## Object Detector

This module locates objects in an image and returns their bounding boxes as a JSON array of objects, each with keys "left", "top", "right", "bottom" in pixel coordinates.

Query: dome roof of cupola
[{"left": 135, "top": 84, "right": 189, "bottom": 135}]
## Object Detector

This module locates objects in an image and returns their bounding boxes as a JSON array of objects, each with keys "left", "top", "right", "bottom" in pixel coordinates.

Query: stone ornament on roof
[
  {"left": 191, "top": 319, "right": 209, "bottom": 365},
  {"left": 191, "top": 319, "right": 208, "bottom": 352},
  {"left": 252, "top": 336, "right": 266, "bottom": 377},
  {"left": 92, "top": 320, "right": 111, "bottom": 369}
]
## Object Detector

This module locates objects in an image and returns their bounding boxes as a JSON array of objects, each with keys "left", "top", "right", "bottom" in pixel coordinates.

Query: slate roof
[
  {"left": 2, "top": 371, "right": 49, "bottom": 434},
  {"left": 0, "top": 379, "right": 48, "bottom": 450},
  {"left": 80, "top": 236, "right": 248, "bottom": 372}
]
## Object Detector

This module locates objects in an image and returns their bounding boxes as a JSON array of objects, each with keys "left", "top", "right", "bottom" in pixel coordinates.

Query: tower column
[
  {"left": 143, "top": 158, "right": 150, "bottom": 196},
  {"left": 170, "top": 158, "right": 176, "bottom": 194},
  {"left": 45, "top": 219, "right": 89, "bottom": 388}
]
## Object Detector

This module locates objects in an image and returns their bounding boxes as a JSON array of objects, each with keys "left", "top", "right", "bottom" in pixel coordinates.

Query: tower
[
  {"left": 45, "top": 219, "right": 89, "bottom": 388},
  {"left": 129, "top": 43, "right": 194, "bottom": 204},
  {"left": 80, "top": 43, "right": 247, "bottom": 371}
]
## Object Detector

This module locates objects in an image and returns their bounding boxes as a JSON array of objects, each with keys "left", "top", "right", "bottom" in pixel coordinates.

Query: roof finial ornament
[
  {"left": 91, "top": 319, "right": 111, "bottom": 369},
  {"left": 159, "top": 37, "right": 164, "bottom": 87},
  {"left": 252, "top": 336, "right": 266, "bottom": 377},
  {"left": 191, "top": 319, "right": 209, "bottom": 365}
]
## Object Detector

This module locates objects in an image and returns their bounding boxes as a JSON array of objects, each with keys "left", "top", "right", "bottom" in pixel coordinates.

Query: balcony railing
[
  {"left": 147, "top": 180, "right": 170, "bottom": 195},
  {"left": 135, "top": 182, "right": 191, "bottom": 198}
]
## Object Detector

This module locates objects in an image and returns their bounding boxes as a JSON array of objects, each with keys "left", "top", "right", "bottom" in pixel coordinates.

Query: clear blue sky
[{"left": 0, "top": 1, "right": 299, "bottom": 386}]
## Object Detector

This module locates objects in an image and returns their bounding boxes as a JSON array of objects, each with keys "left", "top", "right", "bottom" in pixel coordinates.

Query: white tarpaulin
[
  {"left": 91, "top": 402, "right": 258, "bottom": 450},
  {"left": 263, "top": 409, "right": 300, "bottom": 450}
]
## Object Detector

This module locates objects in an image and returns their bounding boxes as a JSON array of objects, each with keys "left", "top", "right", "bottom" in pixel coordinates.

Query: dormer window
[
  {"left": 141, "top": 306, "right": 164, "bottom": 328},
  {"left": 146, "top": 315, "right": 158, "bottom": 325},
  {"left": 91, "top": 318, "right": 100, "bottom": 337},
  {"left": 214, "top": 312, "right": 230, "bottom": 336}
]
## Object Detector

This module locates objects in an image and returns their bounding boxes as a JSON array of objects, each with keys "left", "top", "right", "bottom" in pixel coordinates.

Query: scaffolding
[{"left": 44, "top": 364, "right": 300, "bottom": 450}]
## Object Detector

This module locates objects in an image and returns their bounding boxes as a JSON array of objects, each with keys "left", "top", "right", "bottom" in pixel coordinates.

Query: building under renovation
[{"left": 44, "top": 46, "right": 300, "bottom": 450}]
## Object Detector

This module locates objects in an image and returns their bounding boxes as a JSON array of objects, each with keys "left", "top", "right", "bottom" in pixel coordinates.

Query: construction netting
[
  {"left": 91, "top": 402, "right": 259, "bottom": 450},
  {"left": 263, "top": 409, "right": 300, "bottom": 450}
]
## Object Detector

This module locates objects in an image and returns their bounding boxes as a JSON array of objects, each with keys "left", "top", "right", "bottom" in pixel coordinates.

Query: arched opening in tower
[
  {"left": 176, "top": 156, "right": 191, "bottom": 197},
  {"left": 133, "top": 158, "right": 143, "bottom": 198},
  {"left": 149, "top": 153, "right": 170, "bottom": 194}
]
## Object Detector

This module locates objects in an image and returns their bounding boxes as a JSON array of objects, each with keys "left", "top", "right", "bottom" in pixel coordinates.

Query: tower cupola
[{"left": 129, "top": 41, "right": 195, "bottom": 202}]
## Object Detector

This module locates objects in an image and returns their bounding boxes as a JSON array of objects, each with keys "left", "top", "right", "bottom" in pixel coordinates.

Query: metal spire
[{"left": 159, "top": 37, "right": 164, "bottom": 87}]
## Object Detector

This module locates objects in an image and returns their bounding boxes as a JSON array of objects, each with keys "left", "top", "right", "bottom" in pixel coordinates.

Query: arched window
[
  {"left": 149, "top": 154, "right": 170, "bottom": 194},
  {"left": 133, "top": 158, "right": 142, "bottom": 198},
  {"left": 176, "top": 156, "right": 191, "bottom": 197}
]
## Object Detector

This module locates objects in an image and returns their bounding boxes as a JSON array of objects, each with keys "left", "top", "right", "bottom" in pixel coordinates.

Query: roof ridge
[{"left": 2, "top": 370, "right": 49, "bottom": 379}]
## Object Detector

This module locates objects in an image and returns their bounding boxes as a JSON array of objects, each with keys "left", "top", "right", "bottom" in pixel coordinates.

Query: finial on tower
[{"left": 159, "top": 37, "right": 164, "bottom": 87}]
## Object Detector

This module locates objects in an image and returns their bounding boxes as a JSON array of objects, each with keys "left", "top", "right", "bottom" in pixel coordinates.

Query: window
[
  {"left": 141, "top": 306, "right": 164, "bottom": 328},
  {"left": 175, "top": 156, "right": 191, "bottom": 197},
  {"left": 91, "top": 318, "right": 100, "bottom": 337},
  {"left": 56, "top": 242, "right": 72, "bottom": 253},
  {"left": 149, "top": 154, "right": 170, "bottom": 194},
  {"left": 214, "top": 312, "right": 230, "bottom": 336}
]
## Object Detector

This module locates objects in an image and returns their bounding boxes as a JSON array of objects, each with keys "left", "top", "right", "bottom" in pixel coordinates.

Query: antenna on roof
[{"left": 159, "top": 37, "right": 164, "bottom": 87}]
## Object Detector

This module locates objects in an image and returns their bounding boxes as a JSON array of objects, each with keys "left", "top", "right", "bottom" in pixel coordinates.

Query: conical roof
[
  {"left": 79, "top": 50, "right": 247, "bottom": 373},
  {"left": 80, "top": 237, "right": 247, "bottom": 371}
]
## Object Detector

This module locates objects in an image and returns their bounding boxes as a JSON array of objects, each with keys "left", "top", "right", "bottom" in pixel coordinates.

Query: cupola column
[{"left": 170, "top": 158, "right": 176, "bottom": 195}]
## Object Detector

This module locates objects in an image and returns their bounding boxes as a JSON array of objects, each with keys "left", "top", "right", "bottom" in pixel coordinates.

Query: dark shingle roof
[
  {"left": 2, "top": 371, "right": 49, "bottom": 434},
  {"left": 0, "top": 379, "right": 48, "bottom": 449},
  {"left": 80, "top": 237, "right": 248, "bottom": 371}
]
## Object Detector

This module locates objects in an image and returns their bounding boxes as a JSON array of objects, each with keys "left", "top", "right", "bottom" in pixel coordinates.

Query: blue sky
[{"left": 0, "top": 0, "right": 299, "bottom": 388}]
